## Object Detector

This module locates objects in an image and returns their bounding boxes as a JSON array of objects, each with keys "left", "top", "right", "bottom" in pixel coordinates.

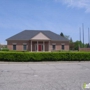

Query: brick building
[{"left": 6, "top": 30, "right": 69, "bottom": 52}]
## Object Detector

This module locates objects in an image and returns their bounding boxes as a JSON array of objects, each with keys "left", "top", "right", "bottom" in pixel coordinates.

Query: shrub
[
  {"left": 1, "top": 48, "right": 9, "bottom": 51},
  {"left": 0, "top": 52, "right": 90, "bottom": 62}
]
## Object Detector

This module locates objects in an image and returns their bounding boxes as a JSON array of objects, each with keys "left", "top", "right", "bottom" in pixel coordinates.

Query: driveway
[{"left": 0, "top": 61, "right": 90, "bottom": 90}]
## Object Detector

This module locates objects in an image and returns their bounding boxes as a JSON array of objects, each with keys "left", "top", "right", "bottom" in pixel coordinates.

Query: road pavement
[{"left": 0, "top": 61, "right": 90, "bottom": 90}]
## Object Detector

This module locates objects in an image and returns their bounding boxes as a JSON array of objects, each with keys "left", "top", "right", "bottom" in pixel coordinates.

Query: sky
[{"left": 0, "top": 0, "right": 90, "bottom": 44}]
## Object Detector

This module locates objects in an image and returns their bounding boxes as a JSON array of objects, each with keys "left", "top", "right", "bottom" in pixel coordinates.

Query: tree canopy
[
  {"left": 59, "top": 32, "right": 89, "bottom": 50},
  {"left": 60, "top": 32, "right": 64, "bottom": 37}
]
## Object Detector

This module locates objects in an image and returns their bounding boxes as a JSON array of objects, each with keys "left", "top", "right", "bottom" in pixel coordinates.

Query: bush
[
  {"left": 0, "top": 52, "right": 90, "bottom": 62},
  {"left": 1, "top": 48, "right": 9, "bottom": 51}
]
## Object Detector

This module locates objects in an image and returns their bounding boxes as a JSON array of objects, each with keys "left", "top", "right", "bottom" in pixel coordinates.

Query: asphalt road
[{"left": 0, "top": 61, "right": 90, "bottom": 90}]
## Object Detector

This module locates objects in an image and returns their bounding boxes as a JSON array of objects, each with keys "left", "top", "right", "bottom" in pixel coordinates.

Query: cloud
[{"left": 55, "top": 0, "right": 90, "bottom": 13}]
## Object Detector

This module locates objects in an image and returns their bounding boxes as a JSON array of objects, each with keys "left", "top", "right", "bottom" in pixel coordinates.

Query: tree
[
  {"left": 60, "top": 32, "right": 64, "bottom": 37},
  {"left": 84, "top": 43, "right": 90, "bottom": 48},
  {"left": 70, "top": 38, "right": 73, "bottom": 42},
  {"left": 73, "top": 41, "right": 84, "bottom": 50},
  {"left": 69, "top": 38, "right": 74, "bottom": 50}
]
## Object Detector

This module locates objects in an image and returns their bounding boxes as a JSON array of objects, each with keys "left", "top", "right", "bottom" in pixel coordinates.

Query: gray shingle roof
[{"left": 6, "top": 30, "right": 69, "bottom": 41}]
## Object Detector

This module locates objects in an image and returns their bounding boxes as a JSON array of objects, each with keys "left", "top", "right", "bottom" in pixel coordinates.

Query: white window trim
[
  {"left": 13, "top": 44, "right": 16, "bottom": 50},
  {"left": 52, "top": 44, "right": 56, "bottom": 50},
  {"left": 23, "top": 44, "right": 27, "bottom": 51},
  {"left": 52, "top": 43, "right": 56, "bottom": 45},
  {"left": 12, "top": 43, "right": 17, "bottom": 45},
  {"left": 23, "top": 43, "right": 27, "bottom": 45},
  {"left": 61, "top": 43, "right": 65, "bottom": 45},
  {"left": 61, "top": 44, "right": 65, "bottom": 50}
]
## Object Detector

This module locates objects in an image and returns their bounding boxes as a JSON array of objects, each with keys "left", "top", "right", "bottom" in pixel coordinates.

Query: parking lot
[{"left": 0, "top": 61, "right": 90, "bottom": 90}]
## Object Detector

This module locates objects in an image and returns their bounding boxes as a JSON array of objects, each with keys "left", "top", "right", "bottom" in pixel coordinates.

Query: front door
[{"left": 38, "top": 45, "right": 42, "bottom": 51}]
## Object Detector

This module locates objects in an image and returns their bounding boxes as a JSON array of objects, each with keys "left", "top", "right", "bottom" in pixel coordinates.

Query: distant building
[{"left": 0, "top": 44, "right": 7, "bottom": 49}]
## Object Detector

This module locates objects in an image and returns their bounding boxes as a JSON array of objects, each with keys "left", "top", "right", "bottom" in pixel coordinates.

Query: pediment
[{"left": 31, "top": 32, "right": 50, "bottom": 40}]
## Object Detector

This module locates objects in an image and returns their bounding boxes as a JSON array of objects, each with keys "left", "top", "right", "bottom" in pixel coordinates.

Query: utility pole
[
  {"left": 79, "top": 27, "right": 81, "bottom": 48},
  {"left": 82, "top": 23, "right": 84, "bottom": 48},
  {"left": 88, "top": 28, "right": 90, "bottom": 47}
]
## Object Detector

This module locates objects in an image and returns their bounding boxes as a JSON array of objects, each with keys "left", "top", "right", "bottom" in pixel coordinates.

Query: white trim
[
  {"left": 61, "top": 43, "right": 65, "bottom": 45},
  {"left": 52, "top": 43, "right": 56, "bottom": 45},
  {"left": 61, "top": 44, "right": 65, "bottom": 50},
  {"left": 12, "top": 43, "right": 17, "bottom": 45},
  {"left": 37, "top": 41, "right": 38, "bottom": 52},
  {"left": 23, "top": 43, "right": 27, "bottom": 45},
  {"left": 31, "top": 40, "right": 32, "bottom": 52},
  {"left": 23, "top": 44, "right": 27, "bottom": 51},
  {"left": 35, "top": 44, "right": 37, "bottom": 51},
  {"left": 43, "top": 41, "right": 44, "bottom": 52},
  {"left": 52, "top": 44, "right": 56, "bottom": 50},
  {"left": 49, "top": 41, "right": 50, "bottom": 52},
  {"left": 13, "top": 44, "right": 16, "bottom": 50}
]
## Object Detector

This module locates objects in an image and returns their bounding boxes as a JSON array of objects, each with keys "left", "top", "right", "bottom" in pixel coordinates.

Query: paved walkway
[{"left": 0, "top": 61, "right": 90, "bottom": 90}]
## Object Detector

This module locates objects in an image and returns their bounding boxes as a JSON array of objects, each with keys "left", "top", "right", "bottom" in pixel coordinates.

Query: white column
[
  {"left": 43, "top": 41, "right": 44, "bottom": 52},
  {"left": 31, "top": 40, "right": 32, "bottom": 52},
  {"left": 48, "top": 41, "right": 50, "bottom": 52},
  {"left": 37, "top": 41, "right": 38, "bottom": 52}
]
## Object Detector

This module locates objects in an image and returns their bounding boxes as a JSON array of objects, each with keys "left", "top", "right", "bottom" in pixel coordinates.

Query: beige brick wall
[
  {"left": 79, "top": 48, "right": 90, "bottom": 51},
  {"left": 50, "top": 41, "right": 69, "bottom": 51},
  {"left": 7, "top": 40, "right": 29, "bottom": 51},
  {"left": 7, "top": 40, "right": 69, "bottom": 51},
  {"left": 65, "top": 45, "right": 69, "bottom": 51}
]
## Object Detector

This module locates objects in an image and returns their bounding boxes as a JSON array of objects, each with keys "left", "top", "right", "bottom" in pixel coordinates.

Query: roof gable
[{"left": 31, "top": 32, "right": 50, "bottom": 40}]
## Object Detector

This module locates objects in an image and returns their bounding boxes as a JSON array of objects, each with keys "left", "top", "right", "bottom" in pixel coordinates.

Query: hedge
[
  {"left": 0, "top": 52, "right": 90, "bottom": 62},
  {"left": 0, "top": 48, "right": 9, "bottom": 51}
]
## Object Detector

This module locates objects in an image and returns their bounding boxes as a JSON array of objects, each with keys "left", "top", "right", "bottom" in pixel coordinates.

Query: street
[{"left": 0, "top": 61, "right": 90, "bottom": 90}]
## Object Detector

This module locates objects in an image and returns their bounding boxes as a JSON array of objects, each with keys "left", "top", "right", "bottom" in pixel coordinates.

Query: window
[
  {"left": 52, "top": 45, "right": 56, "bottom": 50},
  {"left": 23, "top": 45, "right": 27, "bottom": 50},
  {"left": 62, "top": 45, "right": 64, "bottom": 50},
  {"left": 13, "top": 45, "right": 16, "bottom": 50}
]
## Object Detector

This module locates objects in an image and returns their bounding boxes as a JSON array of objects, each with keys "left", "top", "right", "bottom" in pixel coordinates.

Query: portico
[
  {"left": 30, "top": 32, "right": 50, "bottom": 52},
  {"left": 30, "top": 40, "right": 50, "bottom": 52}
]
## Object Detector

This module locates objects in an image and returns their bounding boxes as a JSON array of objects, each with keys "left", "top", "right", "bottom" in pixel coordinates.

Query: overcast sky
[{"left": 0, "top": 0, "right": 90, "bottom": 44}]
